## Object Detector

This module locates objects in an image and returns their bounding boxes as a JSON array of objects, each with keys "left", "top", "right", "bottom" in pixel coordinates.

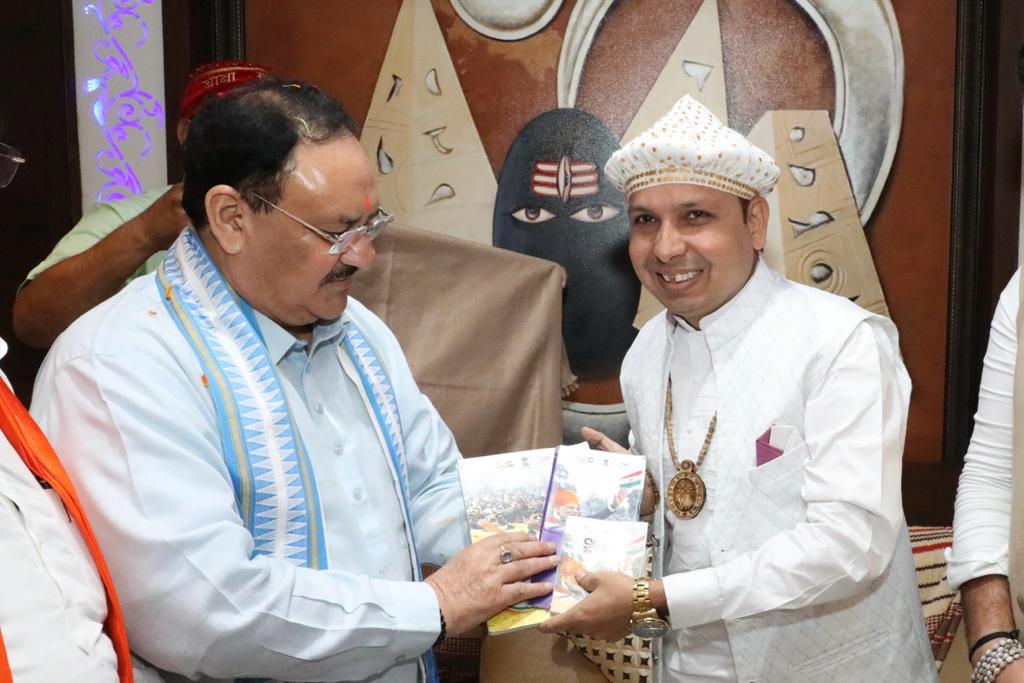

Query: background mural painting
[
  {"left": 248, "top": 0, "right": 952, "bottom": 460},
  {"left": 356, "top": 0, "right": 902, "bottom": 443}
]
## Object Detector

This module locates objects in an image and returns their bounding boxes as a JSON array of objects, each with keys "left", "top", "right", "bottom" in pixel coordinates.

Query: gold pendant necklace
[{"left": 664, "top": 377, "right": 717, "bottom": 519}]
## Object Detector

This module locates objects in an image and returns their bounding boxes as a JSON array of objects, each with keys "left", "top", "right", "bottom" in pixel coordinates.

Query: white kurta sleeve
[
  {"left": 663, "top": 319, "right": 910, "bottom": 626},
  {"left": 946, "top": 268, "right": 1021, "bottom": 589},
  {"left": 31, "top": 345, "right": 441, "bottom": 682}
]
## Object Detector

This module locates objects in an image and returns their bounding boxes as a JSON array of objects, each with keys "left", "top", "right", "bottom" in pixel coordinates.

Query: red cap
[{"left": 179, "top": 60, "right": 272, "bottom": 120}]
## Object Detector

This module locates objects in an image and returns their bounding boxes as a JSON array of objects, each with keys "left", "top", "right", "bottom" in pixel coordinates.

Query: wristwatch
[{"left": 630, "top": 578, "right": 669, "bottom": 638}]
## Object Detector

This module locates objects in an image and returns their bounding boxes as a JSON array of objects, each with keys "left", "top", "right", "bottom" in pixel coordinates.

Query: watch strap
[{"left": 632, "top": 578, "right": 656, "bottom": 615}]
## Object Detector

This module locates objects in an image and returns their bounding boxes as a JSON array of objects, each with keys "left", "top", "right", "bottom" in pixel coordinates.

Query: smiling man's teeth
[{"left": 660, "top": 271, "right": 700, "bottom": 283}]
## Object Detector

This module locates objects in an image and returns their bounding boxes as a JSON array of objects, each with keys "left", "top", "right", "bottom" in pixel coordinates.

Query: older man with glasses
[{"left": 29, "top": 79, "right": 557, "bottom": 682}]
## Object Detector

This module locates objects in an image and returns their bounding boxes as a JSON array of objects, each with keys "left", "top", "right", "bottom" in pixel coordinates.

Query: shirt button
[
  {"left": 314, "top": 402, "right": 324, "bottom": 414},
  {"left": 304, "top": 365, "right": 311, "bottom": 375},
  {"left": 334, "top": 445, "right": 344, "bottom": 456},
  {"left": 353, "top": 488, "right": 363, "bottom": 501}
]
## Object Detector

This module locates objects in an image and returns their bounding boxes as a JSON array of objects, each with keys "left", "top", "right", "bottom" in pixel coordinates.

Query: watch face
[{"left": 632, "top": 617, "right": 669, "bottom": 639}]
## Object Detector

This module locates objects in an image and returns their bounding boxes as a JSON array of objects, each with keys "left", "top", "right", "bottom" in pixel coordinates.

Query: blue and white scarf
[{"left": 158, "top": 229, "right": 438, "bottom": 682}]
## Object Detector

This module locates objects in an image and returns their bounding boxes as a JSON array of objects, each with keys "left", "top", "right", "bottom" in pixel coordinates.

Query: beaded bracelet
[
  {"left": 971, "top": 638, "right": 1024, "bottom": 683},
  {"left": 971, "top": 630, "right": 1021, "bottom": 661}
]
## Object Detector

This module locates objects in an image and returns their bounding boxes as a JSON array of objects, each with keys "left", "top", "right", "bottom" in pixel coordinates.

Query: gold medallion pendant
[
  {"left": 663, "top": 376, "right": 716, "bottom": 519},
  {"left": 666, "top": 460, "right": 706, "bottom": 519}
]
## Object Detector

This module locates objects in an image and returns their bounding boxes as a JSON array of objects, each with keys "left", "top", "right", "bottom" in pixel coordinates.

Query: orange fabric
[
  {"left": 0, "top": 381, "right": 133, "bottom": 682},
  {"left": 553, "top": 489, "right": 580, "bottom": 508},
  {"left": 0, "top": 627, "right": 12, "bottom": 683}
]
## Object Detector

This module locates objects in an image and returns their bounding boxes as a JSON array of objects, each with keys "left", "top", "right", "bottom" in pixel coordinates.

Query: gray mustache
[{"left": 323, "top": 265, "right": 358, "bottom": 283}]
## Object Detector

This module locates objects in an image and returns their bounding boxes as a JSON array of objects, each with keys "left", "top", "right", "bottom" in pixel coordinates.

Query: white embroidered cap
[{"left": 605, "top": 95, "right": 780, "bottom": 199}]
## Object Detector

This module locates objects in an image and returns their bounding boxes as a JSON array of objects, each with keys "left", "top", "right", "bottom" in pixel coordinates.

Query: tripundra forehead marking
[{"left": 530, "top": 156, "right": 599, "bottom": 203}]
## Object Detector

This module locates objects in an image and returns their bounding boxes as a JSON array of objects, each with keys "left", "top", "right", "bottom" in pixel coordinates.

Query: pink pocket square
[{"left": 756, "top": 427, "right": 784, "bottom": 466}]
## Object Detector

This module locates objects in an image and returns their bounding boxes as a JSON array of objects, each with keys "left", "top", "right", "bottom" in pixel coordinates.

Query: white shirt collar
[
  {"left": 666, "top": 256, "right": 778, "bottom": 340},
  {"left": 672, "top": 293, "right": 732, "bottom": 334},
  {"left": 255, "top": 311, "right": 349, "bottom": 365}
]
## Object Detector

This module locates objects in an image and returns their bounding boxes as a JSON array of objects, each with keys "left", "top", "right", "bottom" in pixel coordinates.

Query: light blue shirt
[{"left": 31, "top": 273, "right": 469, "bottom": 682}]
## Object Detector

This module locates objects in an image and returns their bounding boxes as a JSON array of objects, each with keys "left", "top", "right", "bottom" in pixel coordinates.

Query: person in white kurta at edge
[
  {"left": 539, "top": 95, "right": 936, "bottom": 682},
  {"left": 30, "top": 78, "right": 558, "bottom": 682},
  {"left": 947, "top": 267, "right": 1024, "bottom": 682},
  {"left": 0, "top": 143, "right": 131, "bottom": 682}
]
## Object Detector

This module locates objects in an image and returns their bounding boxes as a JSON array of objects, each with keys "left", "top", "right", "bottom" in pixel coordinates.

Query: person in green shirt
[{"left": 12, "top": 60, "right": 270, "bottom": 348}]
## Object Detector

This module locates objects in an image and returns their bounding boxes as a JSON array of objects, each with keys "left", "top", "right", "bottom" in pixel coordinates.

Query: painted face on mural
[{"left": 493, "top": 108, "right": 638, "bottom": 381}]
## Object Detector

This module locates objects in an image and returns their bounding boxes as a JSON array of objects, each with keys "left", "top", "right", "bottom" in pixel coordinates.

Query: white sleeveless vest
[{"left": 622, "top": 263, "right": 935, "bottom": 682}]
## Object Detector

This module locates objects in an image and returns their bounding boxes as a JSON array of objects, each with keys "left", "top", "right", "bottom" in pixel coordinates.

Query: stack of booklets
[
  {"left": 457, "top": 442, "right": 648, "bottom": 634},
  {"left": 549, "top": 517, "right": 649, "bottom": 615}
]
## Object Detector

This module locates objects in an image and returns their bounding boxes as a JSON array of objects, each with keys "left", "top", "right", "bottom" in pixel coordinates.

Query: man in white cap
[{"left": 540, "top": 96, "right": 935, "bottom": 681}]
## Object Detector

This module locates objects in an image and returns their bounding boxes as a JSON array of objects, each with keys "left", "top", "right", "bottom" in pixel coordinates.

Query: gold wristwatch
[{"left": 630, "top": 578, "right": 669, "bottom": 638}]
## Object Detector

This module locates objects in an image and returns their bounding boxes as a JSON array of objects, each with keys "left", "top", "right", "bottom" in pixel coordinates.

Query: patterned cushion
[{"left": 909, "top": 525, "right": 962, "bottom": 668}]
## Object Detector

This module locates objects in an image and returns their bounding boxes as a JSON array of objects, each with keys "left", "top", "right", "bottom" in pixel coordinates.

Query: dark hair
[{"left": 181, "top": 77, "right": 358, "bottom": 228}]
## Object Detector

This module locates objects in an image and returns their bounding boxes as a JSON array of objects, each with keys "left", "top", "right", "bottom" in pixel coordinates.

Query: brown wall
[{"left": 872, "top": 1, "right": 957, "bottom": 464}]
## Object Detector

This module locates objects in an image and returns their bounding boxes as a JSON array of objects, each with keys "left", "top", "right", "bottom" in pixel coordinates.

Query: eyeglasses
[
  {"left": 0, "top": 143, "right": 25, "bottom": 188},
  {"left": 252, "top": 192, "right": 392, "bottom": 255}
]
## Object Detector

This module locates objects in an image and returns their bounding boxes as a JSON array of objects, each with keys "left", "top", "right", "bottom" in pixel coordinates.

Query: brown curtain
[
  {"left": 352, "top": 225, "right": 602, "bottom": 681},
  {"left": 350, "top": 224, "right": 564, "bottom": 457}
]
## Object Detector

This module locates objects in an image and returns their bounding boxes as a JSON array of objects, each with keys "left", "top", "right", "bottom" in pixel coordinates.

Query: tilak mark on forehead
[{"left": 531, "top": 156, "right": 599, "bottom": 203}]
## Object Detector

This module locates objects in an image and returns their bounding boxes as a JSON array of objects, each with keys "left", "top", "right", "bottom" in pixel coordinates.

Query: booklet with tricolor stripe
[{"left": 530, "top": 446, "right": 646, "bottom": 609}]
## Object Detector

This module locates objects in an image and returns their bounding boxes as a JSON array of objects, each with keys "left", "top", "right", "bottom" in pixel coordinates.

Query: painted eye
[
  {"left": 810, "top": 263, "right": 834, "bottom": 283},
  {"left": 512, "top": 206, "right": 555, "bottom": 223},
  {"left": 570, "top": 204, "right": 620, "bottom": 223}
]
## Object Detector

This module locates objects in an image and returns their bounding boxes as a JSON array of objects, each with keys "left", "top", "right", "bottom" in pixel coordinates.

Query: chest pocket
[{"left": 746, "top": 425, "right": 809, "bottom": 524}]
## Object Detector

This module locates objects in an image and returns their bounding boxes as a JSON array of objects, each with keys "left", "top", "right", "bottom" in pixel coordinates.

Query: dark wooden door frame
[
  {"left": 0, "top": 0, "right": 81, "bottom": 402},
  {"left": 944, "top": 0, "right": 1016, "bottom": 466},
  {"left": 161, "top": 0, "right": 245, "bottom": 180},
  {"left": 905, "top": 0, "right": 1023, "bottom": 524}
]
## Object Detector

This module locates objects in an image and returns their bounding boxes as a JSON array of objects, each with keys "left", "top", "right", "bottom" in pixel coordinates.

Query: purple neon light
[{"left": 83, "top": 0, "right": 165, "bottom": 203}]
